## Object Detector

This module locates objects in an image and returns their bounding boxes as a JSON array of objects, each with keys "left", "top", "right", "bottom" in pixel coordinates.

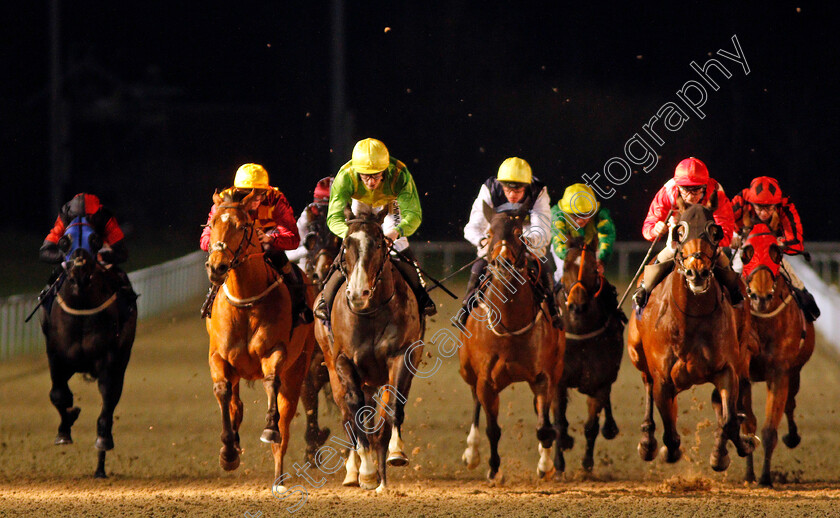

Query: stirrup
[
  {"left": 313, "top": 299, "right": 329, "bottom": 321},
  {"left": 633, "top": 286, "right": 649, "bottom": 308}
]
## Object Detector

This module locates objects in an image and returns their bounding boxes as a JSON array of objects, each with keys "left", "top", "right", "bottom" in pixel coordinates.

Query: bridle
[
  {"left": 566, "top": 245, "right": 604, "bottom": 306},
  {"left": 208, "top": 205, "right": 261, "bottom": 272},
  {"left": 673, "top": 221, "right": 720, "bottom": 294},
  {"left": 338, "top": 218, "right": 393, "bottom": 313}
]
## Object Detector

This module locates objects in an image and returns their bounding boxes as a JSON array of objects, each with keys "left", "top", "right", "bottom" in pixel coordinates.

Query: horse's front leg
[
  {"left": 210, "top": 353, "right": 240, "bottom": 471},
  {"left": 260, "top": 347, "right": 287, "bottom": 444},
  {"left": 476, "top": 378, "right": 503, "bottom": 485},
  {"left": 782, "top": 369, "right": 802, "bottom": 449},
  {"left": 739, "top": 377, "right": 758, "bottom": 483},
  {"left": 637, "top": 373, "right": 658, "bottom": 461},
  {"left": 302, "top": 353, "right": 330, "bottom": 465},
  {"left": 759, "top": 374, "right": 790, "bottom": 487},
  {"left": 653, "top": 379, "right": 681, "bottom": 463},
  {"left": 552, "top": 384, "right": 569, "bottom": 477},
  {"left": 716, "top": 368, "right": 756, "bottom": 465},
  {"left": 530, "top": 373, "right": 557, "bottom": 480},
  {"left": 93, "top": 361, "right": 128, "bottom": 478},
  {"left": 582, "top": 387, "right": 610, "bottom": 472},
  {"left": 462, "top": 386, "right": 482, "bottom": 470},
  {"left": 47, "top": 358, "right": 79, "bottom": 446},
  {"left": 334, "top": 354, "right": 378, "bottom": 490}
]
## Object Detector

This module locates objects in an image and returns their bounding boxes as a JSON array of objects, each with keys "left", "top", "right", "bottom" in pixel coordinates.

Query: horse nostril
[
  {"left": 700, "top": 270, "right": 710, "bottom": 279},
  {"left": 685, "top": 270, "right": 695, "bottom": 279},
  {"left": 361, "top": 289, "right": 371, "bottom": 298}
]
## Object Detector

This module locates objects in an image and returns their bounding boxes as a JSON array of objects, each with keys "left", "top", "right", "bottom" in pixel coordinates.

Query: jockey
[
  {"left": 200, "top": 163, "right": 313, "bottom": 324},
  {"left": 313, "top": 137, "right": 437, "bottom": 320},
  {"left": 632, "top": 157, "right": 743, "bottom": 308},
  {"left": 287, "top": 176, "right": 334, "bottom": 271},
  {"left": 550, "top": 183, "right": 616, "bottom": 280},
  {"left": 39, "top": 193, "right": 137, "bottom": 320},
  {"left": 461, "top": 156, "right": 563, "bottom": 329},
  {"left": 731, "top": 176, "right": 819, "bottom": 321}
]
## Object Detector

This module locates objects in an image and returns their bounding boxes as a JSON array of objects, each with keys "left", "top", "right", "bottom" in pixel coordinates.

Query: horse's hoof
[
  {"left": 272, "top": 484, "right": 288, "bottom": 495},
  {"left": 710, "top": 451, "right": 730, "bottom": 472},
  {"left": 95, "top": 436, "right": 114, "bottom": 451},
  {"left": 782, "top": 432, "right": 801, "bottom": 449},
  {"left": 759, "top": 473, "right": 773, "bottom": 487},
  {"left": 602, "top": 420, "right": 619, "bottom": 440},
  {"left": 342, "top": 471, "right": 359, "bottom": 487},
  {"left": 359, "top": 473, "right": 379, "bottom": 490},
  {"left": 219, "top": 447, "right": 240, "bottom": 471},
  {"left": 638, "top": 437, "right": 658, "bottom": 462},
  {"left": 387, "top": 451, "right": 409, "bottom": 467},
  {"left": 94, "top": 469, "right": 108, "bottom": 479},
  {"left": 537, "top": 466, "right": 556, "bottom": 480},
  {"left": 260, "top": 429, "right": 281, "bottom": 444},
  {"left": 486, "top": 469, "right": 504, "bottom": 486},
  {"left": 375, "top": 482, "right": 388, "bottom": 494},
  {"left": 660, "top": 445, "right": 682, "bottom": 464},
  {"left": 560, "top": 434, "right": 574, "bottom": 451},
  {"left": 54, "top": 433, "right": 73, "bottom": 445},
  {"left": 736, "top": 435, "right": 757, "bottom": 457},
  {"left": 582, "top": 456, "right": 594, "bottom": 472},
  {"left": 462, "top": 449, "right": 480, "bottom": 470}
]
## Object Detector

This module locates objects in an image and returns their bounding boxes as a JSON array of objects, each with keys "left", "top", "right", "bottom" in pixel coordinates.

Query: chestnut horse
[
  {"left": 627, "top": 201, "right": 756, "bottom": 472},
  {"left": 299, "top": 202, "right": 342, "bottom": 465},
  {"left": 737, "top": 223, "right": 815, "bottom": 486},
  {"left": 204, "top": 189, "right": 316, "bottom": 493},
  {"left": 42, "top": 218, "right": 136, "bottom": 478},
  {"left": 459, "top": 203, "right": 564, "bottom": 483},
  {"left": 554, "top": 238, "right": 624, "bottom": 474},
  {"left": 313, "top": 205, "right": 424, "bottom": 492}
]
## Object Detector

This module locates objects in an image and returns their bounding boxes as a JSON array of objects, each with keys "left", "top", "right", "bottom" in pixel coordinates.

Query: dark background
[{"left": 4, "top": 1, "right": 839, "bottom": 244}]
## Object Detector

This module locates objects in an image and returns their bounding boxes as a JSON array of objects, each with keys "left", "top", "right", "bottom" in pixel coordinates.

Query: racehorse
[
  {"left": 737, "top": 223, "right": 815, "bottom": 486},
  {"left": 42, "top": 217, "right": 136, "bottom": 478},
  {"left": 554, "top": 238, "right": 624, "bottom": 474},
  {"left": 204, "top": 189, "right": 316, "bottom": 493},
  {"left": 313, "top": 205, "right": 424, "bottom": 492},
  {"left": 627, "top": 200, "right": 757, "bottom": 472},
  {"left": 458, "top": 203, "right": 564, "bottom": 483},
  {"left": 299, "top": 202, "right": 342, "bottom": 465}
]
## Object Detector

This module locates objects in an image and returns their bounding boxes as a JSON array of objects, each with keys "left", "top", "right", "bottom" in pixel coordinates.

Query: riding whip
[{"left": 389, "top": 246, "right": 458, "bottom": 299}]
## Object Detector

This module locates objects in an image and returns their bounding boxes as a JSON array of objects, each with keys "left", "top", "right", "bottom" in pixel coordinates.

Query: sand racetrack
[{"left": 2, "top": 286, "right": 840, "bottom": 517}]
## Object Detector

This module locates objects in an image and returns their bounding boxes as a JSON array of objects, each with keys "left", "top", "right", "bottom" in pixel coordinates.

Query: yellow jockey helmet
[
  {"left": 351, "top": 138, "right": 390, "bottom": 174},
  {"left": 559, "top": 183, "right": 600, "bottom": 216},
  {"left": 497, "top": 157, "right": 532, "bottom": 184},
  {"left": 233, "top": 163, "right": 270, "bottom": 190}
]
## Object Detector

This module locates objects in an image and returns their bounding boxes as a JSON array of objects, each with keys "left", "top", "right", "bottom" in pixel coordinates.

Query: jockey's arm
[
  {"left": 711, "top": 185, "right": 735, "bottom": 247},
  {"left": 286, "top": 207, "right": 310, "bottom": 263},
  {"left": 524, "top": 186, "right": 552, "bottom": 252},
  {"left": 392, "top": 165, "right": 422, "bottom": 238},
  {"left": 265, "top": 193, "right": 301, "bottom": 251},
  {"left": 596, "top": 209, "right": 616, "bottom": 263},
  {"left": 463, "top": 185, "right": 492, "bottom": 248},
  {"left": 326, "top": 170, "right": 354, "bottom": 239}
]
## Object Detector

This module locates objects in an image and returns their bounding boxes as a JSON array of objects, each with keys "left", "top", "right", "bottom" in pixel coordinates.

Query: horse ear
[
  {"left": 769, "top": 244, "right": 782, "bottom": 264},
  {"left": 740, "top": 244, "right": 754, "bottom": 265},
  {"left": 482, "top": 202, "right": 495, "bottom": 223},
  {"left": 705, "top": 222, "right": 723, "bottom": 246},
  {"left": 241, "top": 189, "right": 256, "bottom": 207},
  {"left": 376, "top": 204, "right": 391, "bottom": 225},
  {"left": 706, "top": 189, "right": 718, "bottom": 211},
  {"left": 343, "top": 202, "right": 355, "bottom": 222},
  {"left": 212, "top": 189, "right": 223, "bottom": 206}
]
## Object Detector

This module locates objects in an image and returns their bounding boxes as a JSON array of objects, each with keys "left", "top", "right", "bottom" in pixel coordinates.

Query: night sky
[{"left": 5, "top": 1, "right": 839, "bottom": 242}]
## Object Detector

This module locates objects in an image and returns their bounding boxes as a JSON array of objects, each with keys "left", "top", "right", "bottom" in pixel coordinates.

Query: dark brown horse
[
  {"left": 204, "top": 190, "right": 316, "bottom": 494},
  {"left": 299, "top": 202, "right": 342, "bottom": 465},
  {"left": 554, "top": 238, "right": 624, "bottom": 474},
  {"left": 459, "top": 203, "right": 564, "bottom": 483},
  {"left": 42, "top": 220, "right": 136, "bottom": 478},
  {"left": 313, "top": 205, "right": 424, "bottom": 492},
  {"left": 627, "top": 201, "right": 756, "bottom": 472},
  {"left": 737, "top": 223, "right": 815, "bottom": 486}
]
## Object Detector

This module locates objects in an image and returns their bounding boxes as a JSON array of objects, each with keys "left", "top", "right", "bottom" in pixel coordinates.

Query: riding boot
[
  {"left": 314, "top": 268, "right": 344, "bottom": 322},
  {"left": 792, "top": 286, "right": 820, "bottom": 322},
  {"left": 201, "top": 285, "right": 219, "bottom": 319},
  {"left": 714, "top": 265, "right": 744, "bottom": 307},
  {"left": 633, "top": 261, "right": 673, "bottom": 309},
  {"left": 458, "top": 260, "right": 486, "bottom": 327},
  {"left": 538, "top": 263, "right": 564, "bottom": 329},
  {"left": 281, "top": 262, "right": 314, "bottom": 325},
  {"left": 393, "top": 254, "right": 437, "bottom": 317}
]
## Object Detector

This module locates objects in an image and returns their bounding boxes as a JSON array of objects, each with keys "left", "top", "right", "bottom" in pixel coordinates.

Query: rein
[
  {"left": 478, "top": 243, "right": 542, "bottom": 337},
  {"left": 566, "top": 247, "right": 605, "bottom": 305}
]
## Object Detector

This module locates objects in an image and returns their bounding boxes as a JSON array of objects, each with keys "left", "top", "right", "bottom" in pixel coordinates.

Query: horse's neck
[
  {"left": 225, "top": 248, "right": 273, "bottom": 296},
  {"left": 59, "top": 269, "right": 112, "bottom": 305},
  {"left": 487, "top": 265, "right": 537, "bottom": 320}
]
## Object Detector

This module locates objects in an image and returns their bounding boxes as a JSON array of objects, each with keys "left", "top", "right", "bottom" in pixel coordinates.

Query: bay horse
[
  {"left": 737, "top": 223, "right": 815, "bottom": 486},
  {"left": 313, "top": 205, "right": 424, "bottom": 492},
  {"left": 458, "top": 203, "right": 564, "bottom": 483},
  {"left": 299, "top": 202, "right": 342, "bottom": 465},
  {"left": 42, "top": 216, "right": 136, "bottom": 478},
  {"left": 554, "top": 238, "right": 624, "bottom": 474},
  {"left": 627, "top": 200, "right": 757, "bottom": 472},
  {"left": 204, "top": 189, "right": 316, "bottom": 493}
]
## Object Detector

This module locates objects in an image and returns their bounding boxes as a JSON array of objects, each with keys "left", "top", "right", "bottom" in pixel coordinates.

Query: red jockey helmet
[
  {"left": 313, "top": 176, "right": 334, "bottom": 203},
  {"left": 744, "top": 176, "right": 783, "bottom": 205},
  {"left": 673, "top": 157, "right": 710, "bottom": 186}
]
